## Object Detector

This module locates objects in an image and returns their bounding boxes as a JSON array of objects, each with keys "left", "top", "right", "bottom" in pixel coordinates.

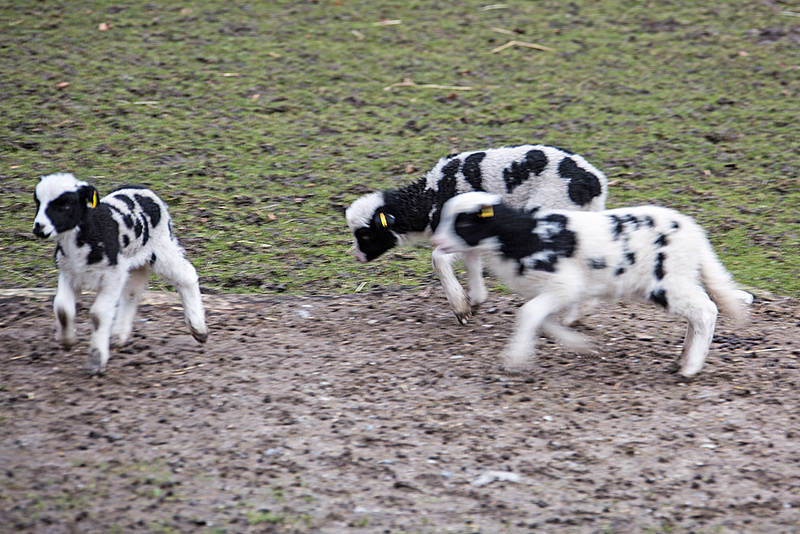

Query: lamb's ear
[
  {"left": 374, "top": 211, "right": 396, "bottom": 229},
  {"left": 79, "top": 185, "right": 99, "bottom": 209}
]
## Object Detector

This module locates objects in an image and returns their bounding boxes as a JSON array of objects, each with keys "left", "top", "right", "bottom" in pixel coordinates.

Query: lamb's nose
[{"left": 33, "top": 222, "right": 45, "bottom": 238}]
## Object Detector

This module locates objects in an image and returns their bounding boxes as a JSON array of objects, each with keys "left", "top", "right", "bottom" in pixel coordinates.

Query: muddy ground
[{"left": 1, "top": 284, "right": 799, "bottom": 533}]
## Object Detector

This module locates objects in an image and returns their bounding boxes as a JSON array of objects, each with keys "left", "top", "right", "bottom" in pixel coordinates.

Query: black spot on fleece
[
  {"left": 382, "top": 177, "right": 437, "bottom": 234},
  {"left": 559, "top": 157, "right": 604, "bottom": 206},
  {"left": 74, "top": 204, "right": 121, "bottom": 265},
  {"left": 453, "top": 205, "right": 576, "bottom": 274},
  {"left": 503, "top": 149, "right": 548, "bottom": 194}
]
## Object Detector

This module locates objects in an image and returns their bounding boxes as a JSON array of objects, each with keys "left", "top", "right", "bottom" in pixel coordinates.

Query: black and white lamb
[
  {"left": 345, "top": 145, "right": 608, "bottom": 324},
  {"left": 33, "top": 173, "right": 208, "bottom": 374},
  {"left": 431, "top": 191, "right": 753, "bottom": 377}
]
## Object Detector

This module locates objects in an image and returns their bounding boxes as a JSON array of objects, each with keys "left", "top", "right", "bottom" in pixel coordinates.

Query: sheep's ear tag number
[
  {"left": 89, "top": 191, "right": 98, "bottom": 209},
  {"left": 478, "top": 205, "right": 494, "bottom": 219}
]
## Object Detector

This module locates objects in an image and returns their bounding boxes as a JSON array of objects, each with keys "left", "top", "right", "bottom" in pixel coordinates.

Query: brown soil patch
[{"left": 2, "top": 286, "right": 799, "bottom": 533}]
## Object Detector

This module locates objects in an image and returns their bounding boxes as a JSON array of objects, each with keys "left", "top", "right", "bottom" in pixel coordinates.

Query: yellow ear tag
[
  {"left": 379, "top": 212, "right": 388, "bottom": 228},
  {"left": 478, "top": 205, "right": 494, "bottom": 219},
  {"left": 89, "top": 191, "right": 98, "bottom": 209}
]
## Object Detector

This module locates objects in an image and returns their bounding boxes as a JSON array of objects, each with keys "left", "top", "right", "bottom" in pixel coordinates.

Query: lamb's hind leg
[
  {"left": 432, "top": 247, "right": 471, "bottom": 325},
  {"left": 504, "top": 293, "right": 564, "bottom": 371},
  {"left": 673, "top": 290, "right": 718, "bottom": 377},
  {"left": 541, "top": 318, "right": 595, "bottom": 353},
  {"left": 152, "top": 244, "right": 208, "bottom": 343},
  {"left": 112, "top": 265, "right": 150, "bottom": 346}
]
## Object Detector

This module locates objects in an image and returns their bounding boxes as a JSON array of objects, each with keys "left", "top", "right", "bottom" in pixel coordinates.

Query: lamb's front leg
[
  {"left": 503, "top": 293, "right": 563, "bottom": 371},
  {"left": 87, "top": 279, "right": 125, "bottom": 375},
  {"left": 431, "top": 247, "right": 471, "bottom": 325},
  {"left": 53, "top": 273, "right": 78, "bottom": 349}
]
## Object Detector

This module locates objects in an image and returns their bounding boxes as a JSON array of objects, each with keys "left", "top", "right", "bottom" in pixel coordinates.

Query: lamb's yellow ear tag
[
  {"left": 478, "top": 205, "right": 494, "bottom": 219},
  {"left": 379, "top": 212, "right": 389, "bottom": 228},
  {"left": 89, "top": 191, "right": 98, "bottom": 209}
]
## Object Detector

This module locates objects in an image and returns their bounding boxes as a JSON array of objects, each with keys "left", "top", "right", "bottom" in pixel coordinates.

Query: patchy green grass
[{"left": 1, "top": 0, "right": 798, "bottom": 296}]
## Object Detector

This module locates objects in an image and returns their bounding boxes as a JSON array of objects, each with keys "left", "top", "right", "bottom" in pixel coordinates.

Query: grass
[{"left": 1, "top": 0, "right": 798, "bottom": 296}]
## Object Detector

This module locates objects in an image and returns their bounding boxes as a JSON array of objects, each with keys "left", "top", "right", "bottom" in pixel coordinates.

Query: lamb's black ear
[
  {"left": 373, "top": 211, "right": 396, "bottom": 229},
  {"left": 79, "top": 185, "right": 99, "bottom": 209}
]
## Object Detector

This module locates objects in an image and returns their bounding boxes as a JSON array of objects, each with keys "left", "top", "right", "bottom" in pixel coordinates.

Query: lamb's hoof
[
  {"left": 735, "top": 289, "right": 754, "bottom": 306},
  {"left": 502, "top": 352, "right": 534, "bottom": 374},
  {"left": 675, "top": 372, "right": 697, "bottom": 383},
  {"left": 57, "top": 334, "right": 78, "bottom": 349},
  {"left": 88, "top": 349, "right": 105, "bottom": 376},
  {"left": 110, "top": 336, "right": 130, "bottom": 349},
  {"left": 455, "top": 311, "right": 471, "bottom": 325},
  {"left": 678, "top": 367, "right": 702, "bottom": 379},
  {"left": 502, "top": 363, "right": 530, "bottom": 375},
  {"left": 191, "top": 328, "right": 209, "bottom": 344}
]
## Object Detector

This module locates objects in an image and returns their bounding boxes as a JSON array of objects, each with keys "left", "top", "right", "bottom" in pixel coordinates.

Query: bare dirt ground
[{"left": 2, "top": 284, "right": 799, "bottom": 533}]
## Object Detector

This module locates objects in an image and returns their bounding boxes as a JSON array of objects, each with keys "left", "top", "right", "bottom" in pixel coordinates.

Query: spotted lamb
[
  {"left": 33, "top": 173, "right": 208, "bottom": 374},
  {"left": 431, "top": 191, "right": 752, "bottom": 377},
  {"left": 345, "top": 145, "right": 608, "bottom": 324}
]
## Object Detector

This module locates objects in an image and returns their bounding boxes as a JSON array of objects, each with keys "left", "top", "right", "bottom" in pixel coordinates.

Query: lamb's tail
[{"left": 699, "top": 237, "right": 751, "bottom": 326}]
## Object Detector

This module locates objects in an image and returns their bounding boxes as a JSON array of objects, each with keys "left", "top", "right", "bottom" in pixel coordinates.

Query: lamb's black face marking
[
  {"left": 462, "top": 152, "right": 486, "bottom": 191},
  {"left": 453, "top": 211, "right": 493, "bottom": 247},
  {"left": 354, "top": 225, "right": 397, "bottom": 262},
  {"left": 43, "top": 191, "right": 84, "bottom": 235},
  {"left": 356, "top": 180, "right": 436, "bottom": 262},
  {"left": 559, "top": 157, "right": 603, "bottom": 206},
  {"left": 503, "top": 149, "right": 548, "bottom": 193},
  {"left": 649, "top": 288, "right": 668, "bottom": 308}
]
